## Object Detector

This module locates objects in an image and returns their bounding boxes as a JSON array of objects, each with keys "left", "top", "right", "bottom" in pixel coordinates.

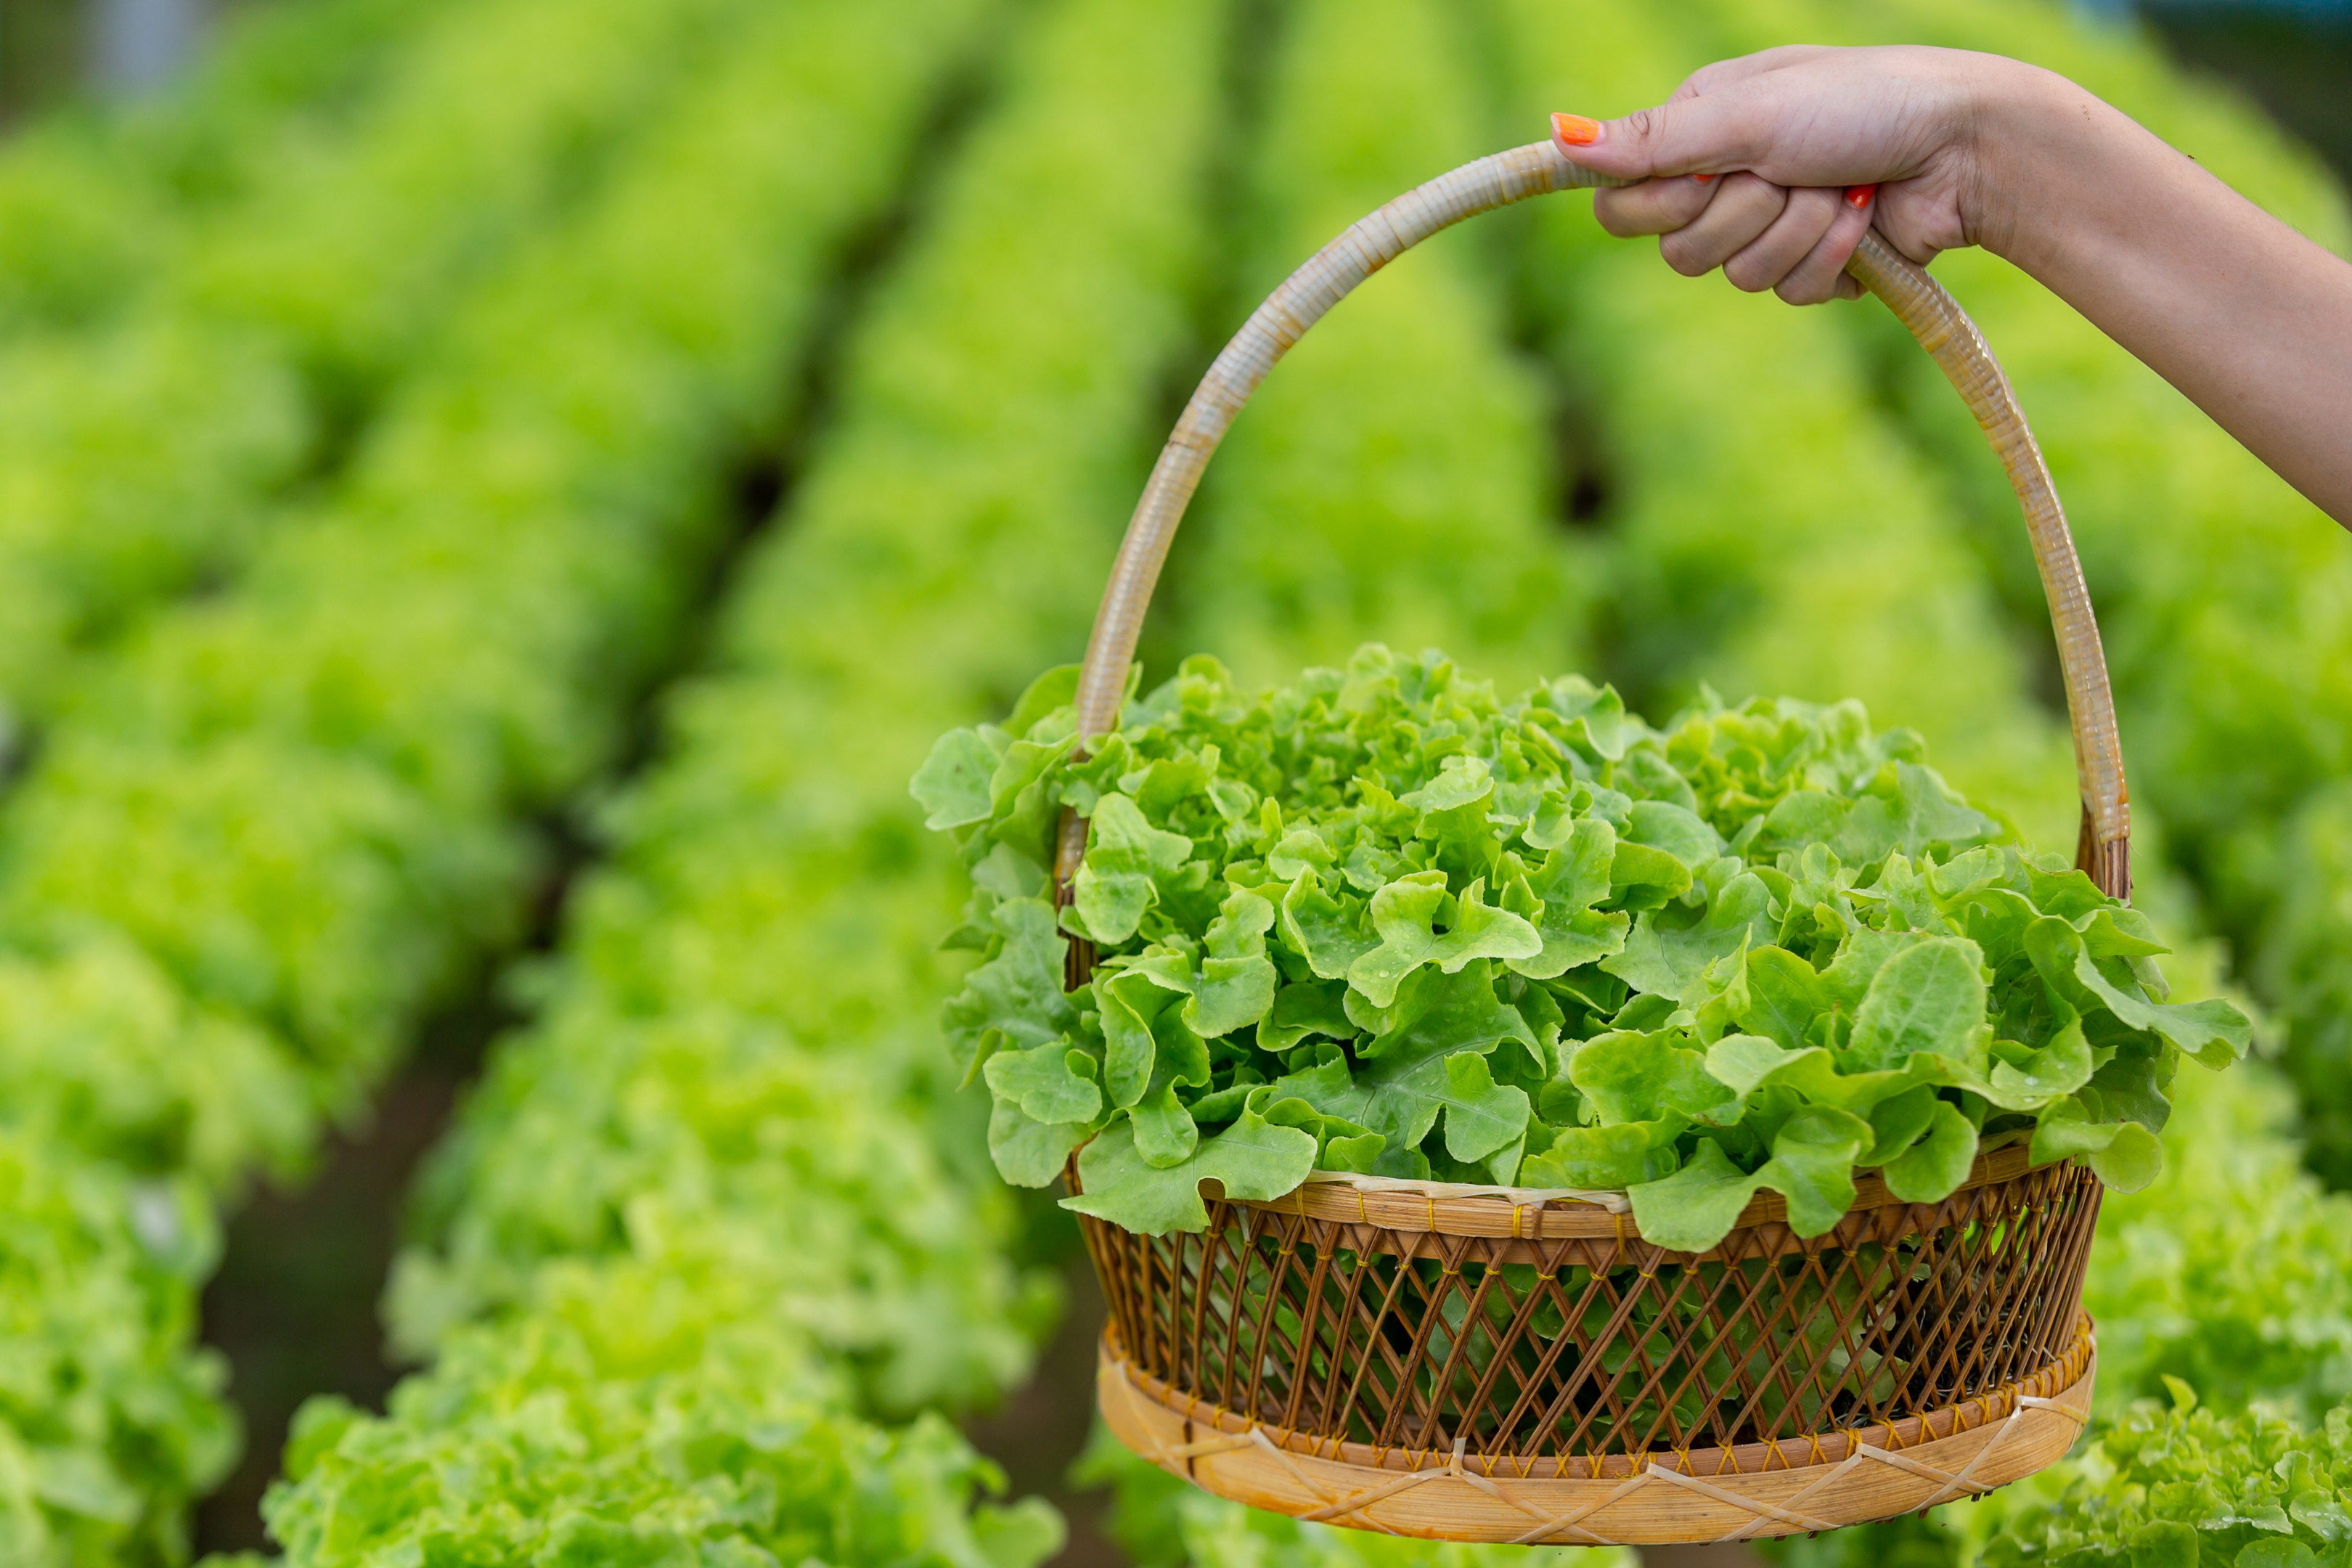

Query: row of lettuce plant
[
  {"left": 1977, "top": 1384, "right": 2352, "bottom": 1568},
  {"left": 1169, "top": 0, "right": 1585, "bottom": 693},
  {"left": 248, "top": 0, "right": 1238, "bottom": 1559},
  {"left": 0, "top": 0, "right": 460, "bottom": 341},
  {"left": 0, "top": 0, "right": 764, "bottom": 724},
  {"left": 1731, "top": 0, "right": 2352, "bottom": 1191},
  {"left": 0, "top": 1, "right": 997, "bottom": 1560}
]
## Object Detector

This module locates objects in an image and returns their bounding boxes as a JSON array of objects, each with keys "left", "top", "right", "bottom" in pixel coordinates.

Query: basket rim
[
  {"left": 1099, "top": 1310, "right": 2094, "bottom": 1483},
  {"left": 1195, "top": 1135, "right": 2052, "bottom": 1245}
]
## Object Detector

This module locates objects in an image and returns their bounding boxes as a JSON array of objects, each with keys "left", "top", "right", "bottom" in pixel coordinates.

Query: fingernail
[
  {"left": 1845, "top": 183, "right": 1878, "bottom": 208},
  {"left": 1693, "top": 173, "right": 1714, "bottom": 184},
  {"left": 1551, "top": 112, "right": 1601, "bottom": 147}
]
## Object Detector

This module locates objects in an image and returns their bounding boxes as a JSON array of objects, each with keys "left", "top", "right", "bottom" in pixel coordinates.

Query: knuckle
[
  {"left": 1593, "top": 195, "right": 1636, "bottom": 237},
  {"left": 1737, "top": 177, "right": 1791, "bottom": 223},
  {"left": 1723, "top": 256, "right": 1775, "bottom": 293},
  {"left": 1659, "top": 234, "right": 1711, "bottom": 277},
  {"left": 1792, "top": 181, "right": 1840, "bottom": 216},
  {"left": 1621, "top": 105, "right": 1665, "bottom": 146}
]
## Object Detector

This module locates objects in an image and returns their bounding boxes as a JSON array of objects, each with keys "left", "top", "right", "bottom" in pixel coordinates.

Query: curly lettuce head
[{"left": 915, "top": 647, "right": 2249, "bottom": 1247}]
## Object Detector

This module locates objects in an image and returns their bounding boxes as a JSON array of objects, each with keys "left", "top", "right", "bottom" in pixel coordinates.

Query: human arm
[{"left": 1547, "top": 46, "right": 2352, "bottom": 527}]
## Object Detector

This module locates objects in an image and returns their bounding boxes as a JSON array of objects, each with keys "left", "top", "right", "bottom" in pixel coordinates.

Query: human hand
[
  {"left": 1549, "top": 43, "right": 2352, "bottom": 523},
  {"left": 1548, "top": 45, "right": 2049, "bottom": 303}
]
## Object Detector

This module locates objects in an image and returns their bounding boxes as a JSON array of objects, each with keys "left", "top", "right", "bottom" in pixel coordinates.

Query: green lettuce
[
  {"left": 921, "top": 647, "right": 2249, "bottom": 1246},
  {"left": 266, "top": 1265, "right": 1058, "bottom": 1568},
  {"left": 1980, "top": 1386, "right": 2352, "bottom": 1568}
]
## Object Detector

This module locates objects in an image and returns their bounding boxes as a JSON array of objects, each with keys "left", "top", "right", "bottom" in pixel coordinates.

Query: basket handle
[{"left": 1055, "top": 140, "right": 2129, "bottom": 902}]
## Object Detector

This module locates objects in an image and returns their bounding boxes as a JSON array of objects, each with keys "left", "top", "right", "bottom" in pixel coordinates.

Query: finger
[
  {"left": 1776, "top": 184, "right": 1880, "bottom": 305},
  {"left": 1723, "top": 184, "right": 1843, "bottom": 294},
  {"left": 1593, "top": 174, "right": 1718, "bottom": 238},
  {"left": 1548, "top": 78, "right": 1787, "bottom": 181},
  {"left": 1834, "top": 273, "right": 1865, "bottom": 301},
  {"left": 1656, "top": 172, "right": 1786, "bottom": 278}
]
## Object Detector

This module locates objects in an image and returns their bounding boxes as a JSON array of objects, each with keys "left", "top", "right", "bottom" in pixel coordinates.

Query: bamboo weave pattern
[
  {"left": 1077, "top": 1159, "right": 2100, "bottom": 1467},
  {"left": 1098, "top": 1323, "right": 2094, "bottom": 1543}
]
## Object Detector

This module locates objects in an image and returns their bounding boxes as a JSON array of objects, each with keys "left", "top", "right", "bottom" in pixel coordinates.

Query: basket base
[{"left": 1098, "top": 1318, "right": 2094, "bottom": 1545}]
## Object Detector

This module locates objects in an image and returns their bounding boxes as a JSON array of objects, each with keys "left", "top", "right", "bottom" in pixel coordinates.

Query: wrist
[{"left": 1953, "top": 57, "right": 2084, "bottom": 265}]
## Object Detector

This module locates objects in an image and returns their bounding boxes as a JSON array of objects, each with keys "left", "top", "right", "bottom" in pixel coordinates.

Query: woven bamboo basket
[{"left": 1053, "top": 141, "right": 2127, "bottom": 1545}]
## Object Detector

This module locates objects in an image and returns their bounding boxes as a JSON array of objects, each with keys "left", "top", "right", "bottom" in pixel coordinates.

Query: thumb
[{"left": 1550, "top": 94, "right": 1762, "bottom": 181}]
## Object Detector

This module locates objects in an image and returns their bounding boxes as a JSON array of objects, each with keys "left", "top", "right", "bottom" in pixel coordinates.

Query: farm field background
[{"left": 1, "top": 1, "right": 2348, "bottom": 1566}]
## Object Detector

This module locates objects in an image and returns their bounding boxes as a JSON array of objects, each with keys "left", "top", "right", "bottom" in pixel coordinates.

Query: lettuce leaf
[{"left": 925, "top": 647, "right": 2250, "bottom": 1244}]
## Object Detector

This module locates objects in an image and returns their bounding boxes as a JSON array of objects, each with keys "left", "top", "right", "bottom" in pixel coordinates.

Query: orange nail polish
[
  {"left": 1846, "top": 183, "right": 1878, "bottom": 208},
  {"left": 1693, "top": 173, "right": 1714, "bottom": 183},
  {"left": 1551, "top": 112, "right": 1601, "bottom": 147}
]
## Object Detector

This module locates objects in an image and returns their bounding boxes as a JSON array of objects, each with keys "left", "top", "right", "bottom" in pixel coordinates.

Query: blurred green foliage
[
  {"left": 264, "top": 0, "right": 1231, "bottom": 1559},
  {"left": 0, "top": 0, "right": 1008, "bottom": 1556},
  {"left": 1178, "top": 0, "right": 1584, "bottom": 692}
]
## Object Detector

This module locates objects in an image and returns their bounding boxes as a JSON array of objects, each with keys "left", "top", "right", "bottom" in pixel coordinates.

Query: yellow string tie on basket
[{"left": 1070, "top": 135, "right": 2126, "bottom": 1546}]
